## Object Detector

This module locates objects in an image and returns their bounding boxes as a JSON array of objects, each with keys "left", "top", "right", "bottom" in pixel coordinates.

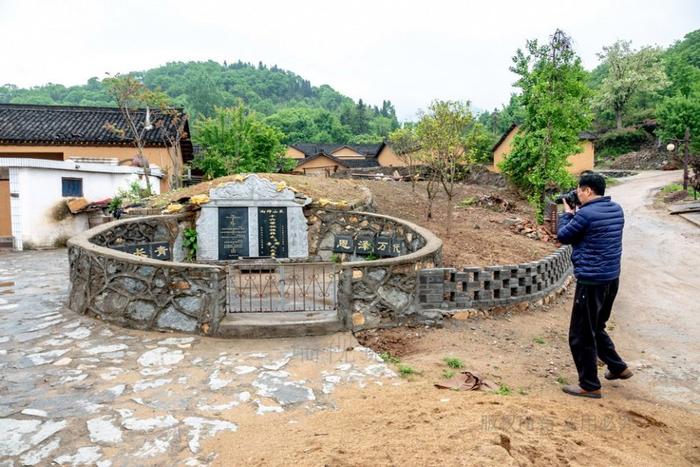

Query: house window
[{"left": 62, "top": 177, "right": 83, "bottom": 197}]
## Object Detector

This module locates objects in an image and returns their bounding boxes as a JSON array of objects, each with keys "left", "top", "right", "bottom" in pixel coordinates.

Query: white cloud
[{"left": 1, "top": 0, "right": 698, "bottom": 120}]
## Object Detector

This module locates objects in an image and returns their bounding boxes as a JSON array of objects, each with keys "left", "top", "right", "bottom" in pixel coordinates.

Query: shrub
[
  {"left": 443, "top": 357, "right": 465, "bottom": 369},
  {"left": 595, "top": 128, "right": 650, "bottom": 158}
]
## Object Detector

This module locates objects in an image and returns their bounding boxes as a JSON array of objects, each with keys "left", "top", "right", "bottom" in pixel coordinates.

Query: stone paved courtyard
[{"left": 0, "top": 249, "right": 398, "bottom": 466}]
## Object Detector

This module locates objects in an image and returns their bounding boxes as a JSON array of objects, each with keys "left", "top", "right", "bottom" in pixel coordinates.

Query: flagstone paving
[{"left": 0, "top": 249, "right": 397, "bottom": 466}]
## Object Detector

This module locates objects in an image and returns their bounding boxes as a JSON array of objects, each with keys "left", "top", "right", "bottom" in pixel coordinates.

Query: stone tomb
[{"left": 197, "top": 175, "right": 310, "bottom": 260}]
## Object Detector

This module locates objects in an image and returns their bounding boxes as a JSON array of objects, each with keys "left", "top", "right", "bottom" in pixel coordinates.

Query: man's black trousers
[{"left": 569, "top": 278, "right": 628, "bottom": 391}]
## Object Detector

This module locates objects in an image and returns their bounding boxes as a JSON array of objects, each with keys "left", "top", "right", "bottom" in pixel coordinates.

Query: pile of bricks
[{"left": 417, "top": 245, "right": 573, "bottom": 310}]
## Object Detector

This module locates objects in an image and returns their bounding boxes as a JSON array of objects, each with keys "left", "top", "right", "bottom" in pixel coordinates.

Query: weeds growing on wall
[{"left": 183, "top": 227, "right": 198, "bottom": 261}]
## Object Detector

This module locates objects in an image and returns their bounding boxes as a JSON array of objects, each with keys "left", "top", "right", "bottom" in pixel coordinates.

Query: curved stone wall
[
  {"left": 335, "top": 212, "right": 443, "bottom": 330},
  {"left": 67, "top": 215, "right": 227, "bottom": 336},
  {"left": 66, "top": 209, "right": 571, "bottom": 336}
]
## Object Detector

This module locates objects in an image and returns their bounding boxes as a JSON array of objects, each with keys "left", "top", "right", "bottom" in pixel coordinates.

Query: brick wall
[{"left": 417, "top": 245, "right": 572, "bottom": 311}]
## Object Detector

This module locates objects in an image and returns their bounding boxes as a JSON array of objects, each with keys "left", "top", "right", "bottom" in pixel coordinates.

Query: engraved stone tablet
[
  {"left": 258, "top": 207, "right": 288, "bottom": 258},
  {"left": 218, "top": 207, "right": 249, "bottom": 260}
]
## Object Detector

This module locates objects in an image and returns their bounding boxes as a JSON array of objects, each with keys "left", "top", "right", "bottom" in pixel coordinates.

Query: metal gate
[{"left": 226, "top": 262, "right": 338, "bottom": 313}]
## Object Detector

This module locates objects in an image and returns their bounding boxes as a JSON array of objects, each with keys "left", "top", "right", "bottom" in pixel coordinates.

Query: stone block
[
  {"left": 156, "top": 307, "right": 198, "bottom": 332},
  {"left": 352, "top": 312, "right": 365, "bottom": 326}
]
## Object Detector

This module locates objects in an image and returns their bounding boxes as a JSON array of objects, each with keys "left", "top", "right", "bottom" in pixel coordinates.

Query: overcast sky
[{"left": 1, "top": 0, "right": 698, "bottom": 120}]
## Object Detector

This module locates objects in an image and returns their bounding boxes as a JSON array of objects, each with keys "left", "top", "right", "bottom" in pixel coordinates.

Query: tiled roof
[
  {"left": 340, "top": 158, "right": 380, "bottom": 168},
  {"left": 291, "top": 142, "right": 385, "bottom": 157},
  {"left": 492, "top": 124, "right": 598, "bottom": 152},
  {"left": 0, "top": 103, "right": 189, "bottom": 147}
]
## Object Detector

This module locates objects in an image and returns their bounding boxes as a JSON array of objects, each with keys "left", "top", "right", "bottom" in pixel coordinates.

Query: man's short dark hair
[{"left": 578, "top": 172, "right": 606, "bottom": 195}]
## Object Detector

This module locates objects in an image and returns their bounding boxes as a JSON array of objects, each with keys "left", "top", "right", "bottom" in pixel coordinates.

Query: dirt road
[{"left": 608, "top": 170, "right": 700, "bottom": 410}]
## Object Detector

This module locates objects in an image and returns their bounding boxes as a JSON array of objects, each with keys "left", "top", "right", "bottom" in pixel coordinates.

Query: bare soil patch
[
  {"left": 208, "top": 290, "right": 700, "bottom": 466},
  {"left": 360, "top": 180, "right": 555, "bottom": 266},
  {"left": 148, "top": 173, "right": 368, "bottom": 208}
]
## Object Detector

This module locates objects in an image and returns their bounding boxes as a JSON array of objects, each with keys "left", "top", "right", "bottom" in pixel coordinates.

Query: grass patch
[
  {"left": 398, "top": 365, "right": 417, "bottom": 377},
  {"left": 442, "top": 369, "right": 456, "bottom": 379},
  {"left": 556, "top": 376, "right": 569, "bottom": 385},
  {"left": 495, "top": 383, "right": 512, "bottom": 396},
  {"left": 443, "top": 357, "right": 465, "bottom": 369},
  {"left": 533, "top": 337, "right": 545, "bottom": 345},
  {"left": 662, "top": 183, "right": 684, "bottom": 193},
  {"left": 459, "top": 196, "right": 477, "bottom": 207},
  {"left": 379, "top": 352, "right": 400, "bottom": 365},
  {"left": 605, "top": 177, "right": 620, "bottom": 187}
]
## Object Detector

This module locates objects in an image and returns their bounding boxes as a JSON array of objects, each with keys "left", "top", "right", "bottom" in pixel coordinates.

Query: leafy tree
[
  {"left": 594, "top": 40, "right": 669, "bottom": 129},
  {"left": 657, "top": 95, "right": 700, "bottom": 189},
  {"left": 192, "top": 103, "right": 286, "bottom": 178},
  {"left": 388, "top": 126, "right": 421, "bottom": 191},
  {"left": 103, "top": 74, "right": 172, "bottom": 194},
  {"left": 501, "top": 30, "right": 592, "bottom": 223},
  {"left": 416, "top": 100, "right": 482, "bottom": 233}
]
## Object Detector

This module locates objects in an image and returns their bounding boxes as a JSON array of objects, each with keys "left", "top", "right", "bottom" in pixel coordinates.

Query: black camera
[{"left": 555, "top": 190, "right": 580, "bottom": 207}]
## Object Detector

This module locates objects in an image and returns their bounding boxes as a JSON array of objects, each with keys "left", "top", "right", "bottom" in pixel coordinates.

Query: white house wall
[{"left": 15, "top": 167, "right": 160, "bottom": 249}]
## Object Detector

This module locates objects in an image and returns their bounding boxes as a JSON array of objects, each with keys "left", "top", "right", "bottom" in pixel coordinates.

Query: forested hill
[{"left": 0, "top": 60, "right": 400, "bottom": 144}]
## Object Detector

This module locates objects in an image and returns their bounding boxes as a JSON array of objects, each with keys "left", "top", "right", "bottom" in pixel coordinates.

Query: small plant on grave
[
  {"left": 329, "top": 253, "right": 342, "bottom": 264},
  {"left": 183, "top": 227, "right": 198, "bottom": 262},
  {"left": 107, "top": 194, "right": 123, "bottom": 216},
  {"left": 398, "top": 364, "right": 417, "bottom": 377},
  {"left": 379, "top": 351, "right": 401, "bottom": 365},
  {"left": 495, "top": 383, "right": 512, "bottom": 396},
  {"left": 365, "top": 252, "right": 379, "bottom": 261},
  {"left": 443, "top": 369, "right": 456, "bottom": 379},
  {"left": 443, "top": 357, "right": 465, "bottom": 369},
  {"left": 556, "top": 376, "right": 569, "bottom": 385},
  {"left": 533, "top": 337, "right": 545, "bottom": 345}
]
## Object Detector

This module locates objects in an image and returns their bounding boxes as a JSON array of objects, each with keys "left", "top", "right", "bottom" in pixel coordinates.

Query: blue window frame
[{"left": 61, "top": 177, "right": 83, "bottom": 197}]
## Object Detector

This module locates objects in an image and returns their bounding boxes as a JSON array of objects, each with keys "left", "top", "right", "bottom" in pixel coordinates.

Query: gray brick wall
[{"left": 417, "top": 245, "right": 573, "bottom": 310}]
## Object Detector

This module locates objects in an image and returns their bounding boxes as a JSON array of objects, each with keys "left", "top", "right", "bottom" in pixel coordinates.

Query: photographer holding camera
[{"left": 557, "top": 172, "right": 632, "bottom": 398}]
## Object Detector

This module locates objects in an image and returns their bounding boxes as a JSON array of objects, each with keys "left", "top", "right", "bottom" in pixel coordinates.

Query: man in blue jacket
[{"left": 557, "top": 172, "right": 633, "bottom": 398}]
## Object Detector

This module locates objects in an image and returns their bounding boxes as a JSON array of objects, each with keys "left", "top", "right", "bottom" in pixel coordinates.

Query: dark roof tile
[{"left": 0, "top": 103, "right": 188, "bottom": 146}]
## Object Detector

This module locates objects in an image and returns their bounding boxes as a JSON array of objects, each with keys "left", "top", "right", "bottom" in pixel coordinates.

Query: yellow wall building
[
  {"left": 492, "top": 124, "right": 596, "bottom": 175},
  {"left": 0, "top": 104, "right": 191, "bottom": 248},
  {"left": 286, "top": 143, "right": 405, "bottom": 176}
]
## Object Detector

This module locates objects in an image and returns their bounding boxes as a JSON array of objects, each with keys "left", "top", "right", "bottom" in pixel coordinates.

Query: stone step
[{"left": 218, "top": 311, "right": 345, "bottom": 338}]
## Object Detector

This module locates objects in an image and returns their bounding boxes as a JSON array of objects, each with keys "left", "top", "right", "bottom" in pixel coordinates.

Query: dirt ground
[
  {"left": 148, "top": 174, "right": 369, "bottom": 208},
  {"left": 207, "top": 171, "right": 700, "bottom": 466},
  {"left": 208, "top": 293, "right": 700, "bottom": 466},
  {"left": 361, "top": 180, "right": 555, "bottom": 266}
]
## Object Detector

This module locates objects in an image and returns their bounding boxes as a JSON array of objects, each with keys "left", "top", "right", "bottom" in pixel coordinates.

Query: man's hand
[{"left": 563, "top": 199, "right": 575, "bottom": 214}]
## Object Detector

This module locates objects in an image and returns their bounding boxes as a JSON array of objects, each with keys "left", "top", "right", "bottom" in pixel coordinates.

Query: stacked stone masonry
[
  {"left": 67, "top": 214, "right": 227, "bottom": 336},
  {"left": 417, "top": 245, "right": 573, "bottom": 311}
]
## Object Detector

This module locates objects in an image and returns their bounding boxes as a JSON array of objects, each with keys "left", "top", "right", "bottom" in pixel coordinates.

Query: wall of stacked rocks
[{"left": 67, "top": 214, "right": 227, "bottom": 336}]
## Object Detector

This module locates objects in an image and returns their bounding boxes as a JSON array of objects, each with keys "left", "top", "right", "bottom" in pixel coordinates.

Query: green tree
[
  {"left": 657, "top": 95, "right": 700, "bottom": 189},
  {"left": 416, "top": 100, "right": 482, "bottom": 233},
  {"left": 594, "top": 40, "right": 669, "bottom": 129},
  {"left": 388, "top": 125, "right": 421, "bottom": 191},
  {"left": 103, "top": 74, "right": 171, "bottom": 194},
  {"left": 501, "top": 30, "right": 592, "bottom": 223},
  {"left": 192, "top": 103, "right": 287, "bottom": 178}
]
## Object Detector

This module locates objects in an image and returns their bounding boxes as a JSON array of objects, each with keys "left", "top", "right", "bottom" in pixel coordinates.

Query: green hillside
[{"left": 0, "top": 60, "right": 399, "bottom": 145}]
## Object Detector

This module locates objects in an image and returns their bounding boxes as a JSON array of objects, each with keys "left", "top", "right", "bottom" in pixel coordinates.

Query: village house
[
  {"left": 491, "top": 124, "right": 596, "bottom": 174},
  {"left": 0, "top": 103, "right": 192, "bottom": 250},
  {"left": 286, "top": 142, "right": 405, "bottom": 176}
]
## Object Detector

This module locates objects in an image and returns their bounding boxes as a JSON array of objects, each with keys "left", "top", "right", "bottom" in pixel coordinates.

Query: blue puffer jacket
[{"left": 557, "top": 196, "right": 624, "bottom": 283}]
